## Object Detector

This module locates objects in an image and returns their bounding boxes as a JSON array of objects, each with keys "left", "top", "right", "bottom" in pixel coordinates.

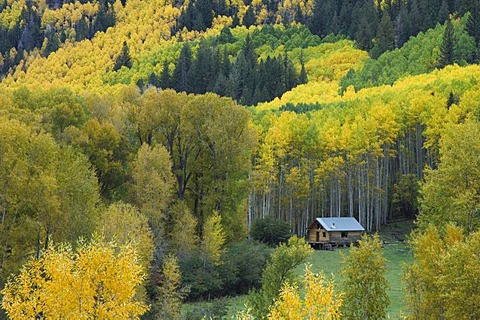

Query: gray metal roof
[{"left": 315, "top": 217, "right": 365, "bottom": 232}]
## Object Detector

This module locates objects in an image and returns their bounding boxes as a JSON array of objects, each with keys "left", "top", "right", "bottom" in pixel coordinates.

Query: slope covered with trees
[{"left": 1, "top": 0, "right": 480, "bottom": 318}]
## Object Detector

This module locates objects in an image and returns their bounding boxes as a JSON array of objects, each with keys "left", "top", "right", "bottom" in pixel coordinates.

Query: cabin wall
[
  {"left": 308, "top": 225, "right": 330, "bottom": 243},
  {"left": 308, "top": 228, "right": 363, "bottom": 244},
  {"left": 329, "top": 231, "right": 363, "bottom": 244}
]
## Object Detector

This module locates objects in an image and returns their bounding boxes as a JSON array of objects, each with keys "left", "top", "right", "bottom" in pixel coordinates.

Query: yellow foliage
[
  {"left": 2, "top": 239, "right": 148, "bottom": 319},
  {"left": 268, "top": 265, "right": 342, "bottom": 320}
]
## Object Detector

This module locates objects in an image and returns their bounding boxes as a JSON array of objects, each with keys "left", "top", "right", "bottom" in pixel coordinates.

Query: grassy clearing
[
  {"left": 182, "top": 220, "right": 414, "bottom": 319},
  {"left": 302, "top": 220, "right": 414, "bottom": 319}
]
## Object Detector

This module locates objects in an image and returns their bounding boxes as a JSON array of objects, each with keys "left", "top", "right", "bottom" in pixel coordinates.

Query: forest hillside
[{"left": 1, "top": 0, "right": 480, "bottom": 319}]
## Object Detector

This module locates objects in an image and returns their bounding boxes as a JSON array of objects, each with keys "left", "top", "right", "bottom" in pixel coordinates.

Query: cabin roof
[{"left": 312, "top": 217, "right": 365, "bottom": 232}]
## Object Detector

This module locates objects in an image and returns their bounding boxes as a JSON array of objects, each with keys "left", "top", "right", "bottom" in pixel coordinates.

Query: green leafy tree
[
  {"left": 154, "top": 254, "right": 186, "bottom": 320},
  {"left": 247, "top": 235, "right": 313, "bottom": 319},
  {"left": 341, "top": 234, "right": 389, "bottom": 320},
  {"left": 202, "top": 211, "right": 226, "bottom": 266},
  {"left": 131, "top": 143, "right": 174, "bottom": 234},
  {"left": 417, "top": 120, "right": 480, "bottom": 233},
  {"left": 404, "top": 225, "right": 480, "bottom": 319},
  {"left": 250, "top": 216, "right": 292, "bottom": 246}
]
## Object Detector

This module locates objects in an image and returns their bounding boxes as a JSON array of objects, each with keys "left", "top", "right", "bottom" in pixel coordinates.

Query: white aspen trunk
[
  {"left": 366, "top": 158, "right": 371, "bottom": 232},
  {"left": 383, "top": 147, "right": 390, "bottom": 225},
  {"left": 416, "top": 123, "right": 424, "bottom": 179},
  {"left": 358, "top": 165, "right": 363, "bottom": 227},
  {"left": 337, "top": 178, "right": 341, "bottom": 217},
  {"left": 375, "top": 157, "right": 381, "bottom": 231},
  {"left": 347, "top": 169, "right": 354, "bottom": 217},
  {"left": 329, "top": 177, "right": 334, "bottom": 216}
]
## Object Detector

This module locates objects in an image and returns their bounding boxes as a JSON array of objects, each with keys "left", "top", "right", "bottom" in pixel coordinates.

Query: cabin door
[{"left": 316, "top": 232, "right": 319, "bottom": 242}]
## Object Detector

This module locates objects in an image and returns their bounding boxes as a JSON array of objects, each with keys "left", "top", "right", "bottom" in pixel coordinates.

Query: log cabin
[{"left": 307, "top": 217, "right": 365, "bottom": 249}]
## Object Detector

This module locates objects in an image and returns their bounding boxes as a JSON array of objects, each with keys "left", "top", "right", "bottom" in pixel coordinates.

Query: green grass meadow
[{"left": 182, "top": 220, "right": 414, "bottom": 319}]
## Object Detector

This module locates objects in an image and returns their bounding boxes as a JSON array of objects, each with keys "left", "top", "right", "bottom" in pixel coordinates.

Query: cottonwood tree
[
  {"left": 418, "top": 120, "right": 480, "bottom": 233},
  {"left": 201, "top": 211, "right": 226, "bottom": 266},
  {"left": 341, "top": 234, "right": 389, "bottom": 320},
  {"left": 0, "top": 119, "right": 99, "bottom": 284},
  {"left": 96, "top": 202, "right": 154, "bottom": 271},
  {"left": 131, "top": 143, "right": 174, "bottom": 234},
  {"left": 155, "top": 254, "right": 186, "bottom": 320},
  {"left": 404, "top": 225, "right": 480, "bottom": 319},
  {"left": 247, "top": 235, "right": 313, "bottom": 319},
  {"left": 131, "top": 89, "right": 256, "bottom": 239}
]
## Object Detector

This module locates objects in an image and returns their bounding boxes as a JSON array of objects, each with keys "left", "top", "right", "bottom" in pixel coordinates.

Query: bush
[
  {"left": 250, "top": 216, "right": 292, "bottom": 246},
  {"left": 178, "top": 241, "right": 272, "bottom": 301}
]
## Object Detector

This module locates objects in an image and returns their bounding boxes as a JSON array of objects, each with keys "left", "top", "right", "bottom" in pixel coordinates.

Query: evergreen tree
[
  {"left": 298, "top": 51, "right": 308, "bottom": 84},
  {"left": 159, "top": 60, "right": 171, "bottom": 89},
  {"left": 371, "top": 11, "right": 395, "bottom": 59},
  {"left": 148, "top": 72, "right": 160, "bottom": 88},
  {"left": 94, "top": 0, "right": 116, "bottom": 33},
  {"left": 243, "top": 5, "right": 256, "bottom": 28},
  {"left": 438, "top": 18, "right": 456, "bottom": 68},
  {"left": 196, "top": 0, "right": 214, "bottom": 30},
  {"left": 113, "top": 40, "right": 132, "bottom": 71},
  {"left": 437, "top": 0, "right": 450, "bottom": 23},
  {"left": 172, "top": 43, "right": 192, "bottom": 92},
  {"left": 467, "top": 1, "right": 480, "bottom": 46},
  {"left": 355, "top": 17, "right": 374, "bottom": 51}
]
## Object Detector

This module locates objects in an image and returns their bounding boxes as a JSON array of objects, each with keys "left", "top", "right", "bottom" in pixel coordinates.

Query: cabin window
[
  {"left": 341, "top": 232, "right": 348, "bottom": 238},
  {"left": 322, "top": 232, "right": 326, "bottom": 238},
  {"left": 317, "top": 222, "right": 321, "bottom": 229}
]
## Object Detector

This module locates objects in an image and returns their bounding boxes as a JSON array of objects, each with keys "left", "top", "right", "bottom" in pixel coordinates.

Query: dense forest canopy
[{"left": 1, "top": 0, "right": 480, "bottom": 318}]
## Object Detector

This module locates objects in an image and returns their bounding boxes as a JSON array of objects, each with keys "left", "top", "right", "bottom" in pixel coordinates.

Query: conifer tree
[
  {"left": 467, "top": 1, "right": 480, "bottom": 44},
  {"left": 159, "top": 60, "right": 171, "bottom": 89},
  {"left": 172, "top": 43, "right": 192, "bottom": 92},
  {"left": 243, "top": 5, "right": 256, "bottom": 27},
  {"left": 371, "top": 11, "right": 395, "bottom": 59},
  {"left": 298, "top": 51, "right": 308, "bottom": 84},
  {"left": 113, "top": 40, "right": 132, "bottom": 71},
  {"left": 438, "top": 18, "right": 456, "bottom": 68}
]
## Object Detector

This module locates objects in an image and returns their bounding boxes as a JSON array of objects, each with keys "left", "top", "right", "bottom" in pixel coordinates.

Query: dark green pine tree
[
  {"left": 242, "top": 5, "right": 256, "bottom": 28},
  {"left": 196, "top": 0, "right": 214, "bottom": 30},
  {"left": 148, "top": 72, "right": 160, "bottom": 88},
  {"left": 446, "top": 91, "right": 457, "bottom": 109},
  {"left": 189, "top": 40, "right": 215, "bottom": 94},
  {"left": 240, "top": 34, "right": 257, "bottom": 104},
  {"left": 113, "top": 40, "right": 132, "bottom": 71},
  {"left": 172, "top": 43, "right": 192, "bottom": 92},
  {"left": 467, "top": 0, "right": 480, "bottom": 46},
  {"left": 437, "top": 0, "right": 450, "bottom": 23},
  {"left": 159, "top": 60, "right": 171, "bottom": 89},
  {"left": 282, "top": 51, "right": 297, "bottom": 91},
  {"left": 218, "top": 26, "right": 235, "bottom": 44},
  {"left": 298, "top": 50, "right": 308, "bottom": 85},
  {"left": 75, "top": 17, "right": 90, "bottom": 41},
  {"left": 355, "top": 17, "right": 374, "bottom": 51},
  {"left": 371, "top": 11, "right": 395, "bottom": 59},
  {"left": 438, "top": 18, "right": 456, "bottom": 68},
  {"left": 94, "top": 0, "right": 116, "bottom": 33}
]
